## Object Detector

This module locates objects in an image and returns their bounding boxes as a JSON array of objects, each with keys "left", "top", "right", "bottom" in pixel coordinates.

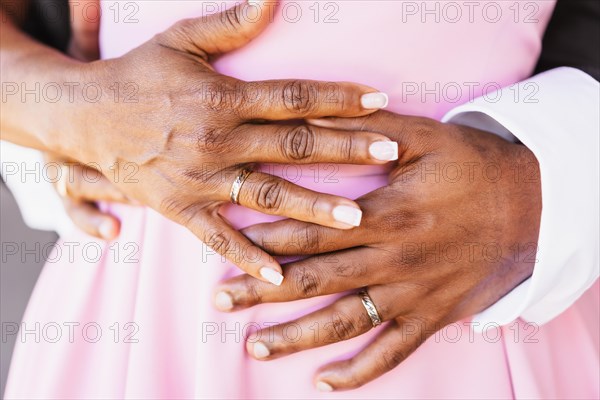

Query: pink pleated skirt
[{"left": 5, "top": 166, "right": 599, "bottom": 399}]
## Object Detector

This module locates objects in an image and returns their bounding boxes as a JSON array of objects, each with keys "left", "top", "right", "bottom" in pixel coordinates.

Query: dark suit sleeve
[
  {"left": 535, "top": 0, "right": 600, "bottom": 80},
  {"left": 22, "top": 0, "right": 70, "bottom": 52}
]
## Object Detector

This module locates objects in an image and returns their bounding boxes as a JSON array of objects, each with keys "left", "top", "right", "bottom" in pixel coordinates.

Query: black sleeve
[
  {"left": 535, "top": 0, "right": 600, "bottom": 80},
  {"left": 22, "top": 0, "right": 70, "bottom": 52}
]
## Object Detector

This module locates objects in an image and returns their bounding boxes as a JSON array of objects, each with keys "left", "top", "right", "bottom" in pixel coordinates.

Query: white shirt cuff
[{"left": 442, "top": 67, "right": 600, "bottom": 329}]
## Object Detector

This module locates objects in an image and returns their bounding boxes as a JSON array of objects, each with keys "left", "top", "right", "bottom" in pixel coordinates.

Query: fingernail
[
  {"left": 215, "top": 291, "right": 233, "bottom": 311},
  {"left": 369, "top": 141, "right": 398, "bottom": 161},
  {"left": 332, "top": 205, "right": 362, "bottom": 227},
  {"left": 248, "top": 0, "right": 262, "bottom": 7},
  {"left": 361, "top": 92, "right": 389, "bottom": 109},
  {"left": 253, "top": 342, "right": 270, "bottom": 359},
  {"left": 98, "top": 220, "right": 114, "bottom": 240},
  {"left": 316, "top": 381, "right": 333, "bottom": 392},
  {"left": 259, "top": 267, "right": 284, "bottom": 286}
]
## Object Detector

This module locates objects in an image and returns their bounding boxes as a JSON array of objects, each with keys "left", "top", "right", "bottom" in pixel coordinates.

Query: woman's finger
[
  {"left": 244, "top": 286, "right": 397, "bottom": 360},
  {"left": 230, "top": 171, "right": 364, "bottom": 230},
  {"left": 63, "top": 164, "right": 130, "bottom": 203},
  {"left": 237, "top": 123, "right": 398, "bottom": 164},
  {"left": 239, "top": 80, "right": 388, "bottom": 120},
  {"left": 214, "top": 248, "right": 381, "bottom": 311},
  {"left": 63, "top": 198, "right": 121, "bottom": 240},
  {"left": 167, "top": 0, "right": 273, "bottom": 57},
  {"left": 314, "top": 319, "right": 429, "bottom": 392},
  {"left": 187, "top": 213, "right": 285, "bottom": 286}
]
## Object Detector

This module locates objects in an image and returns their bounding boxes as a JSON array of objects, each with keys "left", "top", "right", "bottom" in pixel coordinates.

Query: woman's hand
[
  {"left": 46, "top": 153, "right": 132, "bottom": 240},
  {"left": 214, "top": 111, "right": 542, "bottom": 389},
  {"left": 4, "top": 1, "right": 395, "bottom": 284}
]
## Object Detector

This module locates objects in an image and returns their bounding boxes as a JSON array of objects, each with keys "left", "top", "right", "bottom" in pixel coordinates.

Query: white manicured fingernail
[
  {"left": 253, "top": 342, "right": 270, "bottom": 359},
  {"left": 248, "top": 0, "right": 262, "bottom": 6},
  {"left": 332, "top": 205, "right": 362, "bottom": 227},
  {"left": 369, "top": 141, "right": 398, "bottom": 161},
  {"left": 361, "top": 92, "right": 389, "bottom": 109},
  {"left": 260, "top": 267, "right": 284, "bottom": 286},
  {"left": 316, "top": 381, "right": 333, "bottom": 392},
  {"left": 98, "top": 220, "right": 114, "bottom": 239},
  {"left": 215, "top": 291, "right": 233, "bottom": 311}
]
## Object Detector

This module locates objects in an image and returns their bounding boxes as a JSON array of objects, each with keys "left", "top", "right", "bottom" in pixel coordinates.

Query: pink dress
[{"left": 5, "top": 1, "right": 599, "bottom": 398}]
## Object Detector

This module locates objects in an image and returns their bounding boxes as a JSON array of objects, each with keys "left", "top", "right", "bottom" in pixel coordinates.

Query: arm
[
  {"left": 0, "top": 3, "right": 80, "bottom": 152},
  {"left": 1, "top": 0, "right": 106, "bottom": 238}
]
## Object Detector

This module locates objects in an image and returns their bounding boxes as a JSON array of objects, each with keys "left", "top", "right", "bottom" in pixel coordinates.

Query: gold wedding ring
[
  {"left": 358, "top": 289, "right": 382, "bottom": 327},
  {"left": 230, "top": 168, "right": 253, "bottom": 205}
]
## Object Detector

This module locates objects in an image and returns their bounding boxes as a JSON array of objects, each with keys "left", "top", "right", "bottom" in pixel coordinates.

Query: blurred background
[
  {"left": 1, "top": 3, "right": 68, "bottom": 394},
  {"left": 0, "top": 180, "right": 57, "bottom": 396}
]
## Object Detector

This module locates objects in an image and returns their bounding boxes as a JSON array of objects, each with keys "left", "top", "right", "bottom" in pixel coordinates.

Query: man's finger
[
  {"left": 244, "top": 286, "right": 397, "bottom": 360},
  {"left": 214, "top": 248, "right": 382, "bottom": 311},
  {"left": 314, "top": 319, "right": 428, "bottom": 392},
  {"left": 308, "top": 111, "right": 438, "bottom": 152},
  {"left": 241, "top": 219, "right": 363, "bottom": 256}
]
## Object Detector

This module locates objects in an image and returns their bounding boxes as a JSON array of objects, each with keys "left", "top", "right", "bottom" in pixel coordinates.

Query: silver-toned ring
[
  {"left": 230, "top": 168, "right": 254, "bottom": 205},
  {"left": 358, "top": 289, "right": 382, "bottom": 327},
  {"left": 56, "top": 164, "right": 70, "bottom": 198}
]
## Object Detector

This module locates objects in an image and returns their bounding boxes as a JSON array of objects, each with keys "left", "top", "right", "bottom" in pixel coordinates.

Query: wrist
[{"left": 45, "top": 60, "right": 115, "bottom": 165}]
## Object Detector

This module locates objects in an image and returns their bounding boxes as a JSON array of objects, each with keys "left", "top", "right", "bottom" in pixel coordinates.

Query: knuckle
[
  {"left": 294, "top": 224, "right": 320, "bottom": 252},
  {"left": 159, "top": 197, "right": 199, "bottom": 227},
  {"left": 376, "top": 205, "right": 422, "bottom": 236},
  {"left": 254, "top": 179, "right": 287, "bottom": 212},
  {"left": 221, "top": 7, "right": 243, "bottom": 32},
  {"left": 328, "top": 311, "right": 358, "bottom": 342},
  {"left": 200, "top": 81, "right": 244, "bottom": 112},
  {"left": 338, "top": 135, "right": 354, "bottom": 160},
  {"left": 379, "top": 349, "right": 405, "bottom": 372},
  {"left": 332, "top": 261, "right": 366, "bottom": 278},
  {"left": 282, "top": 125, "right": 316, "bottom": 160},
  {"left": 195, "top": 126, "right": 230, "bottom": 154},
  {"left": 291, "top": 267, "right": 322, "bottom": 298},
  {"left": 159, "top": 197, "right": 181, "bottom": 217},
  {"left": 282, "top": 81, "right": 317, "bottom": 114},
  {"left": 244, "top": 279, "right": 263, "bottom": 305},
  {"left": 159, "top": 19, "right": 208, "bottom": 59},
  {"left": 409, "top": 117, "right": 439, "bottom": 143},
  {"left": 204, "top": 229, "right": 232, "bottom": 254}
]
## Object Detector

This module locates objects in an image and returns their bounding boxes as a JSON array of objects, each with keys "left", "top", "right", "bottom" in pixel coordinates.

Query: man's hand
[{"left": 213, "top": 111, "right": 542, "bottom": 389}]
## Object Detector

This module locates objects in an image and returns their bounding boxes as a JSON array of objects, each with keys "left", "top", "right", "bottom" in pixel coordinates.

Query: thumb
[
  {"left": 165, "top": 0, "right": 274, "bottom": 57},
  {"left": 68, "top": 0, "right": 101, "bottom": 61}
]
